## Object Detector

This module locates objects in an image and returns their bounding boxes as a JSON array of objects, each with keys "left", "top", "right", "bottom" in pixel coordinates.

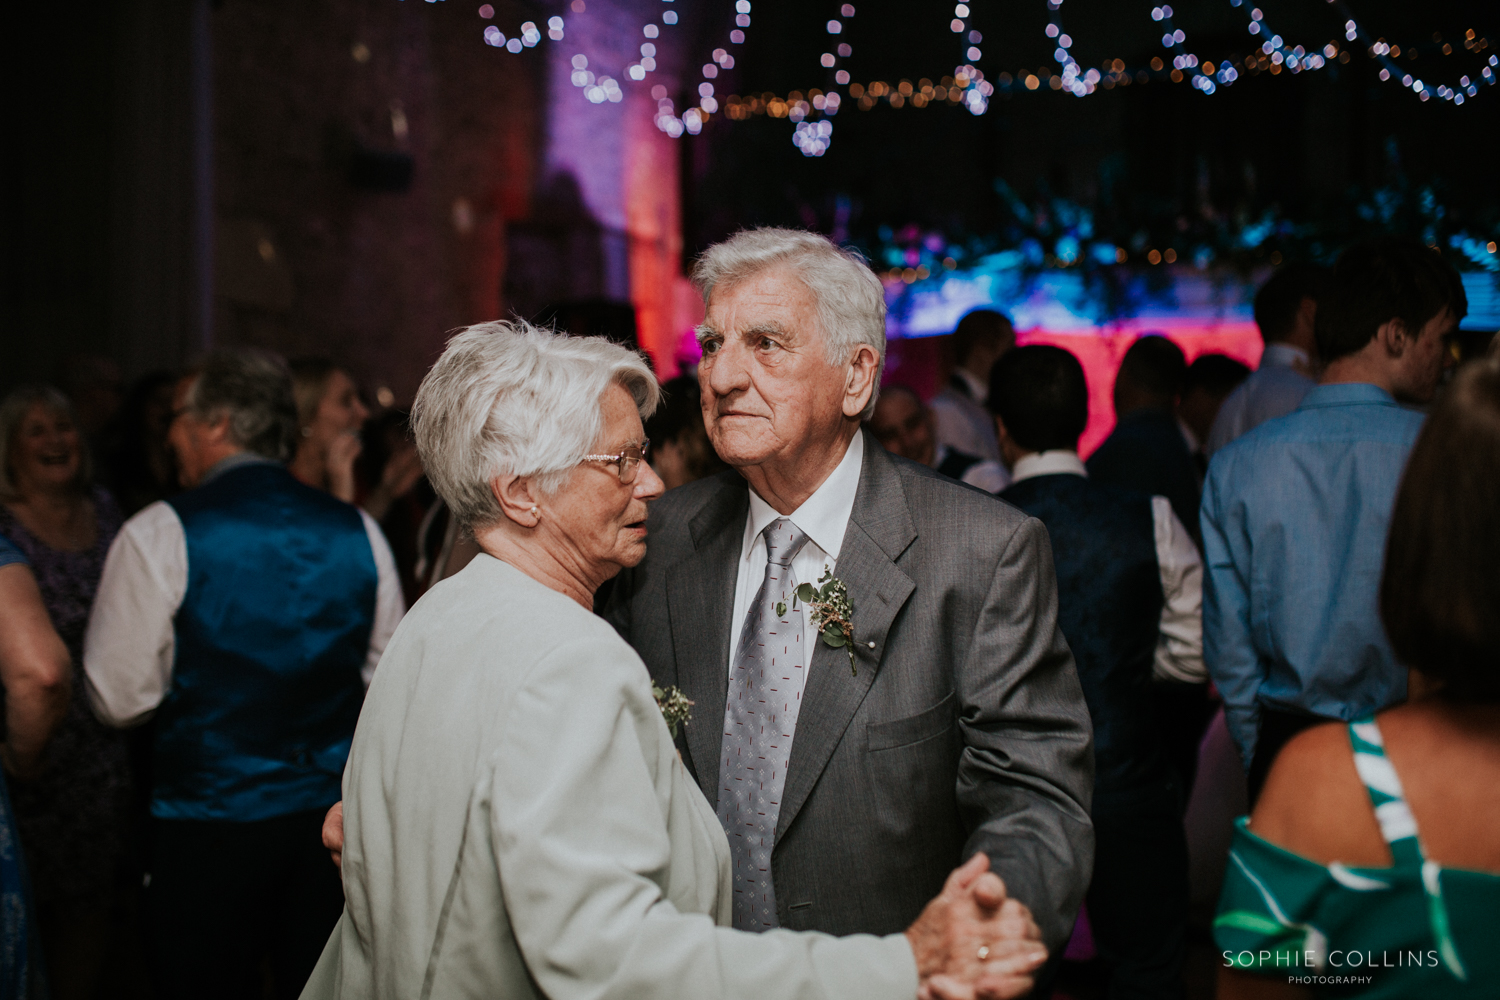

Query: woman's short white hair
[
  {"left": 692, "top": 227, "right": 886, "bottom": 419},
  {"left": 412, "top": 320, "right": 660, "bottom": 529}
]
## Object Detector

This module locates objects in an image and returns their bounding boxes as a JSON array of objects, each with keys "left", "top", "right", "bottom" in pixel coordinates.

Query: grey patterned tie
[{"left": 718, "top": 517, "right": 811, "bottom": 931}]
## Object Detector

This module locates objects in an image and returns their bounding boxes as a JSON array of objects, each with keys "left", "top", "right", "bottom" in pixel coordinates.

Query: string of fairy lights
[{"left": 457, "top": 0, "right": 1498, "bottom": 152}]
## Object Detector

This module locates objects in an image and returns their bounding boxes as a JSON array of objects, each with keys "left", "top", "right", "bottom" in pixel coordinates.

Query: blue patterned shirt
[{"left": 1201, "top": 383, "right": 1424, "bottom": 767}]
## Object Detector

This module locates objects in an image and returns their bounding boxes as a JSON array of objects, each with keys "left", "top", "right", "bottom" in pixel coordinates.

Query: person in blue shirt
[{"left": 1201, "top": 238, "right": 1465, "bottom": 805}]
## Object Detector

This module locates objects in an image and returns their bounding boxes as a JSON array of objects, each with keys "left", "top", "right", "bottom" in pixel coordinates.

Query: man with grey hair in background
[
  {"left": 83, "top": 349, "right": 403, "bottom": 999},
  {"left": 604, "top": 228, "right": 1094, "bottom": 957}
]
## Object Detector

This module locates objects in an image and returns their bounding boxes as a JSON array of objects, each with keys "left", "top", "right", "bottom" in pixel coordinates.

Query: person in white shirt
[
  {"left": 930, "top": 310, "right": 1015, "bottom": 462},
  {"left": 868, "top": 384, "right": 1010, "bottom": 493},
  {"left": 82, "top": 349, "right": 403, "bottom": 1000},
  {"left": 1205, "top": 264, "right": 1327, "bottom": 455}
]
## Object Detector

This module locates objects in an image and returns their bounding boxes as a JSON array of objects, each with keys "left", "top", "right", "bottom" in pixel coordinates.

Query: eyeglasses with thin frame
[{"left": 581, "top": 440, "right": 650, "bottom": 484}]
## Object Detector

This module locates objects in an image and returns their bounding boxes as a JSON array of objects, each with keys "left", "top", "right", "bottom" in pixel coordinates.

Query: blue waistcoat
[
  {"left": 155, "top": 461, "right": 376, "bottom": 822},
  {"left": 1000, "top": 474, "right": 1169, "bottom": 795}
]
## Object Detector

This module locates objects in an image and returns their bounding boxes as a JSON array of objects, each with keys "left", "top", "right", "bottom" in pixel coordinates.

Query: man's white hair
[
  {"left": 692, "top": 228, "right": 886, "bottom": 419},
  {"left": 412, "top": 319, "right": 660, "bottom": 529}
]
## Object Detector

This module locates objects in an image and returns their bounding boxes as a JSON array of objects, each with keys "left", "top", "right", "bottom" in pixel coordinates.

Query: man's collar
[
  {"left": 1010, "top": 449, "right": 1087, "bottom": 484},
  {"left": 1301, "top": 382, "right": 1400, "bottom": 409},
  {"left": 746, "top": 428, "right": 864, "bottom": 560},
  {"left": 1261, "top": 342, "right": 1310, "bottom": 371},
  {"left": 200, "top": 450, "right": 278, "bottom": 486}
]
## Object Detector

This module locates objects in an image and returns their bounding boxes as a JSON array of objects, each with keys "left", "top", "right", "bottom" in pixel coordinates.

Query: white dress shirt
[
  {"left": 931, "top": 369, "right": 1002, "bottom": 462},
  {"left": 1010, "top": 450, "right": 1206, "bottom": 683},
  {"left": 728, "top": 430, "right": 864, "bottom": 699},
  {"left": 934, "top": 444, "right": 1011, "bottom": 493},
  {"left": 83, "top": 496, "right": 405, "bottom": 727},
  {"left": 1204, "top": 342, "right": 1316, "bottom": 455}
]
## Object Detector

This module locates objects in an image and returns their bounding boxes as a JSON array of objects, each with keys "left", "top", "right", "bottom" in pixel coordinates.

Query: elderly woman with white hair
[{"left": 303, "top": 320, "right": 1046, "bottom": 1000}]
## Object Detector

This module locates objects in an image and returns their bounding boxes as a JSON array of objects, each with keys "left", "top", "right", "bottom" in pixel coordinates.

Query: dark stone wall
[{"left": 212, "top": 0, "right": 542, "bottom": 405}]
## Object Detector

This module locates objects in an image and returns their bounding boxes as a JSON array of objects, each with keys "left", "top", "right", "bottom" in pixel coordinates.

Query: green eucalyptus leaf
[
  {"left": 775, "top": 601, "right": 787, "bottom": 617},
  {"left": 822, "top": 632, "right": 847, "bottom": 648},
  {"left": 824, "top": 623, "right": 844, "bottom": 638},
  {"left": 795, "top": 583, "right": 816, "bottom": 603}
]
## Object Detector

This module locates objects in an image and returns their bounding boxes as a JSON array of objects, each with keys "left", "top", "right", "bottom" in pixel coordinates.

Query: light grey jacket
[
  {"left": 302, "top": 555, "right": 918, "bottom": 1000},
  {"left": 603, "top": 436, "right": 1095, "bottom": 950}
]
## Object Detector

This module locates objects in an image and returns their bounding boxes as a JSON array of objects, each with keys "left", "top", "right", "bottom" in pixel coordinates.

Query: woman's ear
[{"left": 490, "top": 473, "right": 541, "bottom": 527}]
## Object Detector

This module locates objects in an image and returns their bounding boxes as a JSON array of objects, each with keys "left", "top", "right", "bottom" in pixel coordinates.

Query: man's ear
[
  {"left": 843, "top": 344, "right": 881, "bottom": 418},
  {"left": 204, "top": 412, "right": 235, "bottom": 447},
  {"left": 1375, "top": 318, "right": 1412, "bottom": 358},
  {"left": 489, "top": 473, "right": 541, "bottom": 527}
]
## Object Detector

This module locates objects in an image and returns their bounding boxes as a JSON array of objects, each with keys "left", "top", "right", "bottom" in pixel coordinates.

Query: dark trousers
[
  {"left": 1087, "top": 778, "right": 1189, "bottom": 1000},
  {"left": 147, "top": 808, "right": 344, "bottom": 1000},
  {"left": 1247, "top": 708, "right": 1335, "bottom": 808},
  {"left": 1151, "top": 681, "right": 1215, "bottom": 805}
]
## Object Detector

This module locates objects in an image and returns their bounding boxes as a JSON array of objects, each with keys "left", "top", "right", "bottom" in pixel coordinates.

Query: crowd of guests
[{"left": 0, "top": 231, "right": 1495, "bottom": 999}]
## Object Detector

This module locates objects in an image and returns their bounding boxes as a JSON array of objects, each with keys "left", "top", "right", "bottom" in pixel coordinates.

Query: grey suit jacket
[{"left": 603, "top": 434, "right": 1095, "bottom": 949}]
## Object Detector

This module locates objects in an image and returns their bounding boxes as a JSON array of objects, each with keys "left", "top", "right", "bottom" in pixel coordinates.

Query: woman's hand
[
  {"left": 362, "top": 442, "right": 424, "bottom": 521},
  {"left": 905, "top": 853, "right": 1047, "bottom": 1000},
  {"left": 327, "top": 433, "right": 363, "bottom": 504},
  {"left": 323, "top": 801, "right": 344, "bottom": 869}
]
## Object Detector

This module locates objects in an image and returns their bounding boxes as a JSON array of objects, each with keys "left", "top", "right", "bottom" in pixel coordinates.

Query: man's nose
[{"left": 706, "top": 340, "right": 752, "bottom": 395}]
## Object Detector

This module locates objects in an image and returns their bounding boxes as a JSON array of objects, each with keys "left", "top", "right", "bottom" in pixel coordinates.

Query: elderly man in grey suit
[{"left": 602, "top": 228, "right": 1094, "bottom": 951}]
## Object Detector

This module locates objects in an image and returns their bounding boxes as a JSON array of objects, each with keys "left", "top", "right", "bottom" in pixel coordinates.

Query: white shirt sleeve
[
  {"left": 1150, "top": 496, "right": 1207, "bottom": 683},
  {"left": 359, "top": 510, "right": 406, "bottom": 687},
  {"left": 83, "top": 502, "right": 188, "bottom": 727}
]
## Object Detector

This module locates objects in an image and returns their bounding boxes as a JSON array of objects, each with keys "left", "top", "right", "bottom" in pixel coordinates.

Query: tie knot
[{"left": 762, "top": 517, "right": 810, "bottom": 567}]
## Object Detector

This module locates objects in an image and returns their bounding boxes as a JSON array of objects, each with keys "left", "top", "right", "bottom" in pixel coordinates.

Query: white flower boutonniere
[
  {"left": 652, "top": 682, "right": 694, "bottom": 739},
  {"left": 795, "top": 567, "right": 859, "bottom": 676}
]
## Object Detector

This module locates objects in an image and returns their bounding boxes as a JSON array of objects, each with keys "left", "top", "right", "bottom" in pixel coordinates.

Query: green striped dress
[{"left": 1214, "top": 717, "right": 1499, "bottom": 997}]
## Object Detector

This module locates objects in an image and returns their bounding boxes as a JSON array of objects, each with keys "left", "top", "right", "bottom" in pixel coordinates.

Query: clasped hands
[{"left": 903, "top": 854, "right": 1047, "bottom": 1000}]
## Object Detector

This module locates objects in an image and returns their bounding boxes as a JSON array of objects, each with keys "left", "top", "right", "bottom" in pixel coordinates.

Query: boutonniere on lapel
[
  {"left": 652, "top": 682, "right": 694, "bottom": 739},
  {"left": 791, "top": 568, "right": 858, "bottom": 675}
]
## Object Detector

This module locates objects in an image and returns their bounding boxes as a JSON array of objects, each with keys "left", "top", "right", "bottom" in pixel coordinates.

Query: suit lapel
[
  {"left": 776, "top": 440, "right": 917, "bottom": 841},
  {"left": 666, "top": 480, "right": 749, "bottom": 805}
]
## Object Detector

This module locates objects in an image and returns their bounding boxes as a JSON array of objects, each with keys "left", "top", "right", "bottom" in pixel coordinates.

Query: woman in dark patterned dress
[{"left": 0, "top": 385, "right": 132, "bottom": 1000}]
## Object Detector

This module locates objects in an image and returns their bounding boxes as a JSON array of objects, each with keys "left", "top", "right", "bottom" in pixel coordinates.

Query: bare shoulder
[
  {"left": 1374, "top": 702, "right": 1500, "bottom": 871},
  {"left": 1249, "top": 721, "right": 1389, "bottom": 867},
  {"left": 1253, "top": 704, "right": 1500, "bottom": 872}
]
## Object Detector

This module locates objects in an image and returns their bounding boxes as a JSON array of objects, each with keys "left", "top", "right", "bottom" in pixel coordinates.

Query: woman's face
[
  {"left": 544, "top": 383, "right": 664, "bottom": 581},
  {"left": 308, "top": 369, "right": 369, "bottom": 447},
  {"left": 9, "top": 403, "right": 81, "bottom": 495}
]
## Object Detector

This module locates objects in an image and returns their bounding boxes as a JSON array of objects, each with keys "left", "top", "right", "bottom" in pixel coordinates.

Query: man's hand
[
  {"left": 905, "top": 853, "right": 1046, "bottom": 1000},
  {"left": 323, "top": 801, "right": 345, "bottom": 870}
]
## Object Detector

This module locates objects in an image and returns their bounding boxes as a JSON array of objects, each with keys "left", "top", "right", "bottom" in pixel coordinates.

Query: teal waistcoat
[{"left": 154, "top": 461, "right": 376, "bottom": 821}]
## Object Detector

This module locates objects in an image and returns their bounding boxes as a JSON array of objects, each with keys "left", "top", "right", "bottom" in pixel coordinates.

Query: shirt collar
[
  {"left": 1299, "top": 382, "right": 1400, "bottom": 409},
  {"left": 746, "top": 428, "right": 864, "bottom": 561},
  {"left": 1261, "top": 342, "right": 1310, "bottom": 371},
  {"left": 1010, "top": 449, "right": 1087, "bottom": 483},
  {"left": 954, "top": 368, "right": 988, "bottom": 405},
  {"left": 200, "top": 451, "right": 279, "bottom": 485}
]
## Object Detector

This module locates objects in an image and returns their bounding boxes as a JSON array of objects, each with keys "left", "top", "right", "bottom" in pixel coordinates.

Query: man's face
[
  {"left": 868, "top": 391, "right": 936, "bottom": 466},
  {"left": 697, "top": 267, "right": 853, "bottom": 469},
  {"left": 1393, "top": 307, "right": 1458, "bottom": 404},
  {"left": 166, "top": 377, "right": 229, "bottom": 487}
]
